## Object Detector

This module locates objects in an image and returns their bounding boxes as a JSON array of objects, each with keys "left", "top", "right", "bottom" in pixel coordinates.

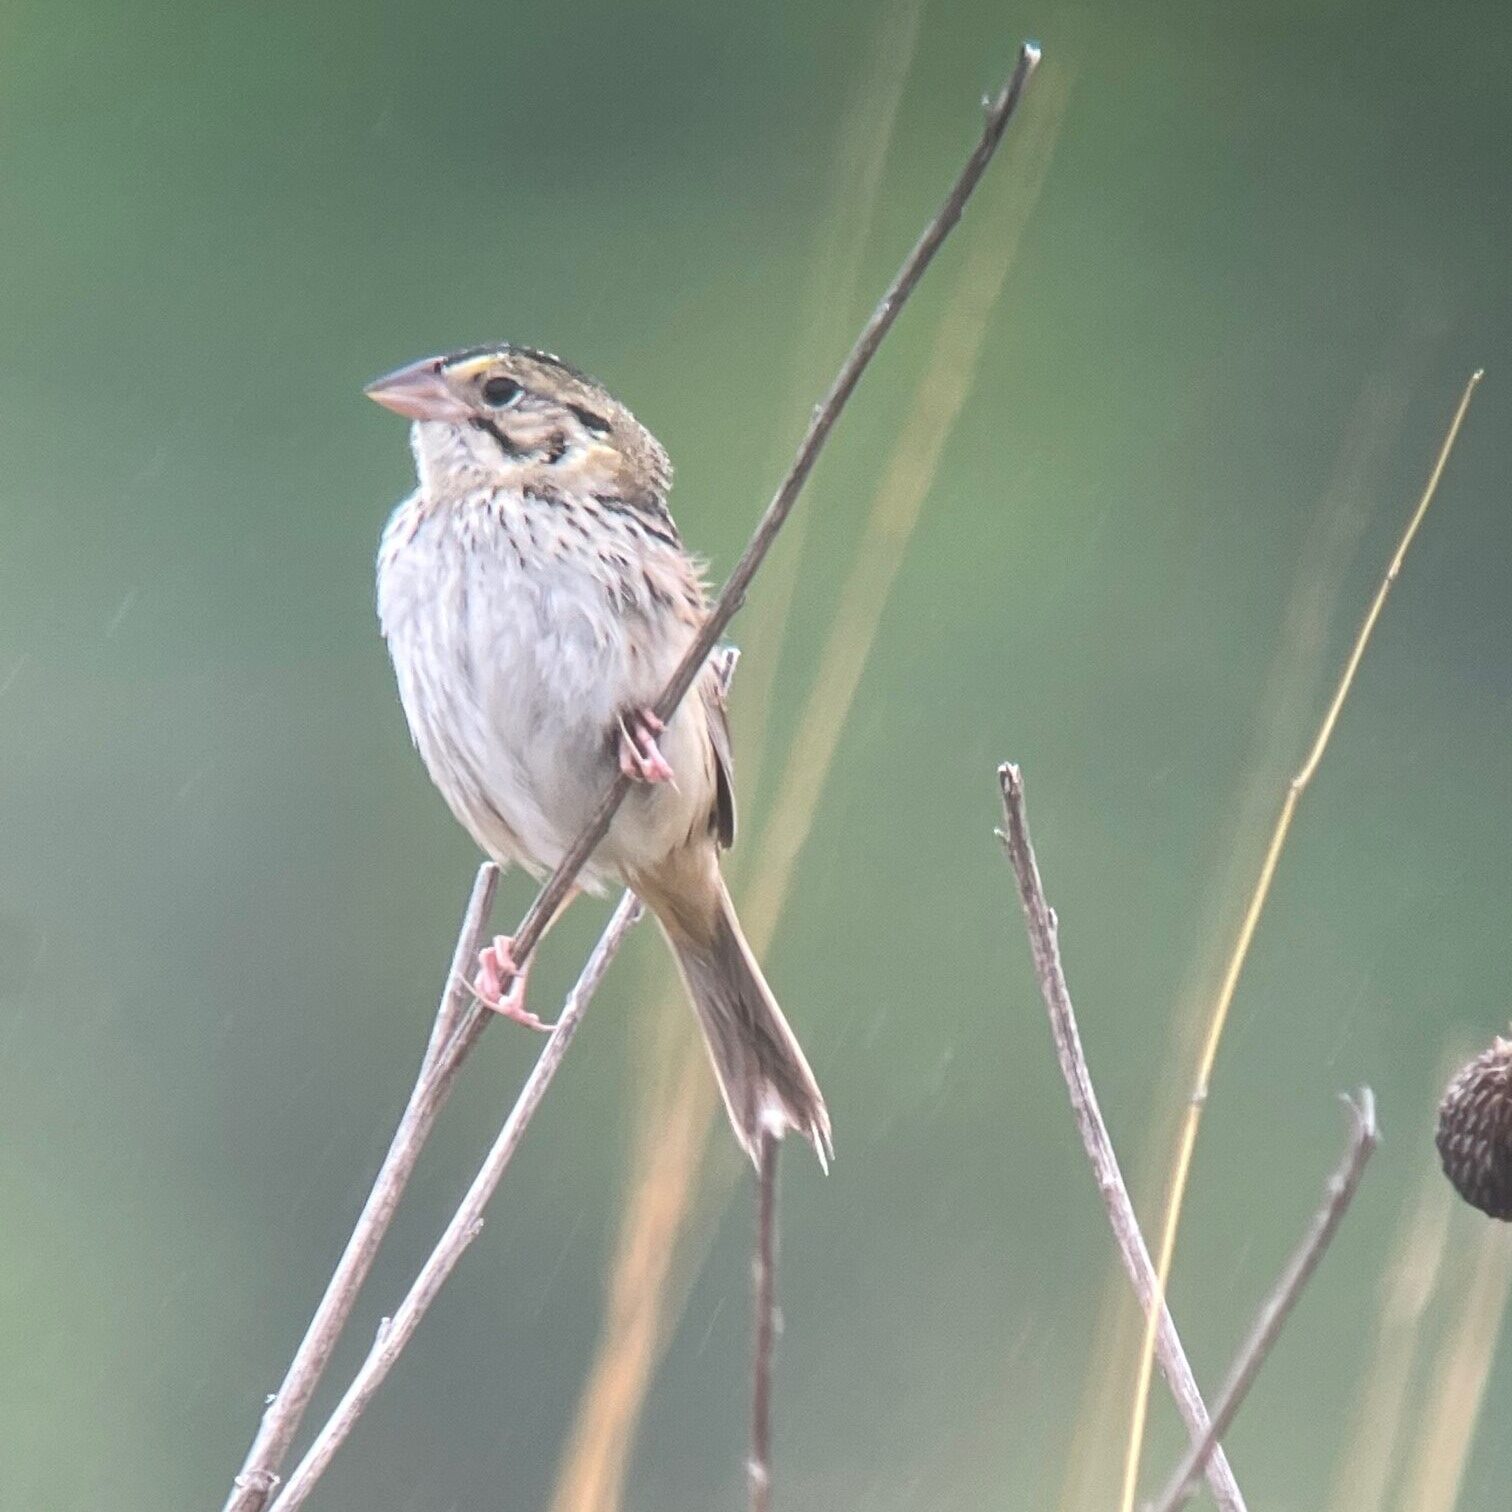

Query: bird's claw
[
  {"left": 470, "top": 935, "right": 552, "bottom": 1032},
  {"left": 618, "top": 709, "right": 675, "bottom": 784}
]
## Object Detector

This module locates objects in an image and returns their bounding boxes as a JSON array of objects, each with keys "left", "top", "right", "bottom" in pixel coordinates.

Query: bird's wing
[{"left": 701, "top": 647, "right": 739, "bottom": 849}]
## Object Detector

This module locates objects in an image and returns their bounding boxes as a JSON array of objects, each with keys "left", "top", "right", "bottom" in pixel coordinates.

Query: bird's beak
[{"left": 364, "top": 356, "right": 473, "bottom": 422}]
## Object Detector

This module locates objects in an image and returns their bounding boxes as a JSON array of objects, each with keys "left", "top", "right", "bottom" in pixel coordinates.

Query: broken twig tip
[{"left": 1345, "top": 1087, "right": 1379, "bottom": 1144}]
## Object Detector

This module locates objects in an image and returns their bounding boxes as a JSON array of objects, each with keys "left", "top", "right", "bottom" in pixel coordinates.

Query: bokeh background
[{"left": 3, "top": 1, "right": 1511, "bottom": 1508}]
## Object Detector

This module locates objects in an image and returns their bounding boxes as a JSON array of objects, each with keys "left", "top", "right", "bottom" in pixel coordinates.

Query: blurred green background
[{"left": 3, "top": 1, "right": 1511, "bottom": 1508}]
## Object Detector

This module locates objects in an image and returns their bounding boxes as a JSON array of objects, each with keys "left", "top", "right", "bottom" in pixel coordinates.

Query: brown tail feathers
[{"left": 634, "top": 852, "right": 831, "bottom": 1168}]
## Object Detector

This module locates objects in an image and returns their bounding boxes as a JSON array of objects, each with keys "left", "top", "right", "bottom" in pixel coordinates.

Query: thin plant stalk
[
  {"left": 1119, "top": 368, "right": 1484, "bottom": 1512},
  {"left": 997, "top": 764, "right": 1246, "bottom": 1512}
]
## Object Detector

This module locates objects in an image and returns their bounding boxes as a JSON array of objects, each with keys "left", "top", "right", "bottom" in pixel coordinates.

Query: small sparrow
[{"left": 368, "top": 344, "right": 831, "bottom": 1166}]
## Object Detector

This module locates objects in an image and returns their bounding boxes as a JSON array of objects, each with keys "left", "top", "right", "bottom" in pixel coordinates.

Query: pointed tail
[{"left": 638, "top": 858, "right": 831, "bottom": 1168}]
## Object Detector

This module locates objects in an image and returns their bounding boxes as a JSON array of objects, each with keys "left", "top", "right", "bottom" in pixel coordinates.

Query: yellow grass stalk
[
  {"left": 1119, "top": 369, "right": 1483, "bottom": 1512},
  {"left": 549, "top": 58, "right": 1070, "bottom": 1512}
]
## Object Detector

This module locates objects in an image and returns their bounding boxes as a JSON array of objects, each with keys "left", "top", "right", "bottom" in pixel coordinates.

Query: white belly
[{"left": 377, "top": 490, "right": 715, "bottom": 887}]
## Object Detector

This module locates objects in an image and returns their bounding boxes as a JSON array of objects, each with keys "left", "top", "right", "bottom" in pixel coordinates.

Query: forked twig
[
  {"left": 266, "top": 892, "right": 644, "bottom": 1512},
  {"left": 996, "top": 764, "right": 1246, "bottom": 1512},
  {"left": 222, "top": 40, "right": 1042, "bottom": 1508},
  {"left": 749, "top": 1129, "right": 781, "bottom": 1512},
  {"left": 1148, "top": 1091, "right": 1379, "bottom": 1512},
  {"left": 223, "top": 862, "right": 499, "bottom": 1512},
  {"left": 1122, "top": 370, "right": 1483, "bottom": 1512}
]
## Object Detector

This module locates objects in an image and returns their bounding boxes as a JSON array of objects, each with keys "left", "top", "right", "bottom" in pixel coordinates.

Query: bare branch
[
  {"left": 265, "top": 892, "right": 645, "bottom": 1512},
  {"left": 222, "top": 862, "right": 499, "bottom": 1512},
  {"left": 995, "top": 764, "right": 1247, "bottom": 1512},
  {"left": 749, "top": 1129, "right": 781, "bottom": 1512},
  {"left": 1149, "top": 1091, "right": 1380, "bottom": 1512}
]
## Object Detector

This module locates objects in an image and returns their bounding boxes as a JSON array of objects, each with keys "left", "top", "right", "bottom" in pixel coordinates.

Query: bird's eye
[{"left": 481, "top": 376, "right": 524, "bottom": 408}]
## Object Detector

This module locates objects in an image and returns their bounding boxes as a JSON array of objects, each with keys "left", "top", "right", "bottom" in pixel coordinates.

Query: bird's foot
[
  {"left": 470, "top": 935, "right": 552, "bottom": 1032},
  {"left": 618, "top": 709, "right": 675, "bottom": 784}
]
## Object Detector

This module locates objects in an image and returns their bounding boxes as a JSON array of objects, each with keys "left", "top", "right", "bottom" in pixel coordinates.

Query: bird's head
[{"left": 365, "top": 344, "right": 670, "bottom": 505}]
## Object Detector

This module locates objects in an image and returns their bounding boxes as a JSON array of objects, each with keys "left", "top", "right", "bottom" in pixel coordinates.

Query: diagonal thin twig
[
  {"left": 1121, "top": 367, "right": 1483, "bottom": 1512},
  {"left": 222, "top": 861, "right": 499, "bottom": 1512},
  {"left": 996, "top": 764, "right": 1246, "bottom": 1512},
  {"left": 430, "top": 38, "right": 1044, "bottom": 1076},
  {"left": 265, "top": 892, "right": 645, "bottom": 1512},
  {"left": 1148, "top": 1090, "right": 1379, "bottom": 1512},
  {"left": 223, "top": 41, "right": 1041, "bottom": 1509}
]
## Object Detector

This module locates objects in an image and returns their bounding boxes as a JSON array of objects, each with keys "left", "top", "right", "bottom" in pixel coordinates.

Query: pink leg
[
  {"left": 618, "top": 708, "right": 675, "bottom": 784},
  {"left": 470, "top": 934, "right": 552, "bottom": 1032}
]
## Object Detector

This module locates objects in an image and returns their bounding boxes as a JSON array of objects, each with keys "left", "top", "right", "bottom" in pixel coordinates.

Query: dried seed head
[{"left": 1437, "top": 1035, "right": 1512, "bottom": 1220}]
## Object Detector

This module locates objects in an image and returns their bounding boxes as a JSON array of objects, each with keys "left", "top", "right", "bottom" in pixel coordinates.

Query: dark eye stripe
[
  {"left": 569, "top": 404, "right": 612, "bottom": 436},
  {"left": 472, "top": 417, "right": 523, "bottom": 458}
]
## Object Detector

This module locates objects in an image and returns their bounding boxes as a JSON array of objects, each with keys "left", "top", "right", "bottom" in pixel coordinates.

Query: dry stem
[
  {"left": 1148, "top": 1091, "right": 1379, "bottom": 1512},
  {"left": 1121, "top": 368, "right": 1484, "bottom": 1512},
  {"left": 265, "top": 892, "right": 644, "bottom": 1512},
  {"left": 996, "top": 764, "right": 1246, "bottom": 1512}
]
